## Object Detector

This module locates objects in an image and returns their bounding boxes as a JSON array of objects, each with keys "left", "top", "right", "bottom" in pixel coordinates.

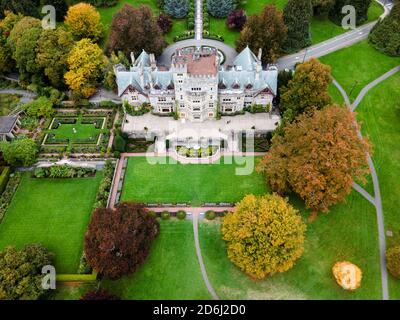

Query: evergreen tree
[
  {"left": 329, "top": 0, "right": 372, "bottom": 26},
  {"left": 283, "top": 0, "right": 313, "bottom": 52},
  {"left": 369, "top": 1, "right": 400, "bottom": 56},
  {"left": 207, "top": 0, "right": 236, "bottom": 18},
  {"left": 164, "top": 0, "right": 190, "bottom": 19}
]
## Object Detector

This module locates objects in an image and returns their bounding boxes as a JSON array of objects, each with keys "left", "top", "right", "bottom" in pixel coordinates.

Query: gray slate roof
[
  {"left": 0, "top": 116, "right": 18, "bottom": 134},
  {"left": 115, "top": 47, "right": 278, "bottom": 96}
]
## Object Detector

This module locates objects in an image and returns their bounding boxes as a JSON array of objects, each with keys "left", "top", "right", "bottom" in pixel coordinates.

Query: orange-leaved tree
[{"left": 257, "top": 105, "right": 370, "bottom": 214}]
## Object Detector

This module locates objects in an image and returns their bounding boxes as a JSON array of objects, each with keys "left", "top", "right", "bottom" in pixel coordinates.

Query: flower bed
[
  {"left": 33, "top": 165, "right": 96, "bottom": 179},
  {"left": 176, "top": 146, "right": 219, "bottom": 158}
]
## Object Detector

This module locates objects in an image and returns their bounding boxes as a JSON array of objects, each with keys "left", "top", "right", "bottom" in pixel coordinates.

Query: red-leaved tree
[{"left": 84, "top": 202, "right": 160, "bottom": 280}]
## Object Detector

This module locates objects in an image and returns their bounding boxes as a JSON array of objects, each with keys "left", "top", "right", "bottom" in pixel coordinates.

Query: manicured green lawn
[
  {"left": 0, "top": 93, "right": 21, "bottom": 116},
  {"left": 102, "top": 220, "right": 211, "bottom": 300},
  {"left": 328, "top": 82, "right": 344, "bottom": 105},
  {"left": 54, "top": 283, "right": 97, "bottom": 300},
  {"left": 199, "top": 191, "right": 382, "bottom": 299},
  {"left": 311, "top": 1, "right": 384, "bottom": 45},
  {"left": 356, "top": 73, "right": 400, "bottom": 300},
  {"left": 210, "top": 0, "right": 383, "bottom": 48},
  {"left": 46, "top": 116, "right": 104, "bottom": 145},
  {"left": 320, "top": 40, "right": 400, "bottom": 102},
  {"left": 0, "top": 172, "right": 102, "bottom": 273},
  {"left": 121, "top": 156, "right": 268, "bottom": 206}
]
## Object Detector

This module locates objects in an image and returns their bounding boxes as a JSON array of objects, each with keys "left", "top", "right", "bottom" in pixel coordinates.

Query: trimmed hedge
[
  {"left": 0, "top": 167, "right": 11, "bottom": 194},
  {"left": 93, "top": 160, "right": 115, "bottom": 209},
  {"left": 56, "top": 272, "right": 97, "bottom": 282},
  {"left": 205, "top": 210, "right": 216, "bottom": 220},
  {"left": 0, "top": 172, "right": 22, "bottom": 223},
  {"left": 176, "top": 210, "right": 187, "bottom": 220},
  {"left": 161, "top": 211, "right": 171, "bottom": 220}
]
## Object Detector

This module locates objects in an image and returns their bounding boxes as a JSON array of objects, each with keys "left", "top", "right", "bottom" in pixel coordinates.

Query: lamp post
[{"left": 302, "top": 48, "right": 308, "bottom": 63}]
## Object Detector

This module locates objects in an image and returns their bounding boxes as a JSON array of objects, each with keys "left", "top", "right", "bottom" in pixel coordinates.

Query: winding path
[
  {"left": 352, "top": 65, "right": 400, "bottom": 110},
  {"left": 332, "top": 67, "right": 400, "bottom": 300}
]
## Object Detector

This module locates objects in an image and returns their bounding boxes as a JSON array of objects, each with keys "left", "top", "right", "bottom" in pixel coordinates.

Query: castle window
[{"left": 218, "top": 82, "right": 227, "bottom": 89}]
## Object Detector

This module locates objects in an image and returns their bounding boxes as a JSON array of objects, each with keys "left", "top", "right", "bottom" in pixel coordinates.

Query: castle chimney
[
  {"left": 150, "top": 53, "right": 156, "bottom": 70},
  {"left": 130, "top": 52, "right": 135, "bottom": 66},
  {"left": 258, "top": 48, "right": 262, "bottom": 61}
]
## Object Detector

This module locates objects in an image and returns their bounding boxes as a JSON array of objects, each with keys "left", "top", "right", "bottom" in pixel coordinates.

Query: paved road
[
  {"left": 352, "top": 65, "right": 400, "bottom": 110},
  {"left": 0, "top": 88, "right": 36, "bottom": 105},
  {"left": 333, "top": 77, "right": 389, "bottom": 300}
]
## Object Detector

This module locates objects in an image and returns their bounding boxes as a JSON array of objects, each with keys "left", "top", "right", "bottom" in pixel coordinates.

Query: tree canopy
[
  {"left": 329, "top": 0, "right": 372, "bottom": 26},
  {"left": 280, "top": 58, "right": 332, "bottom": 123},
  {"left": 257, "top": 105, "right": 371, "bottom": 214},
  {"left": 207, "top": 0, "right": 236, "bottom": 18},
  {"left": 164, "top": 0, "right": 190, "bottom": 19},
  {"left": 236, "top": 5, "right": 287, "bottom": 64},
  {"left": 0, "top": 137, "right": 38, "bottom": 166},
  {"left": 369, "top": 1, "right": 400, "bottom": 57},
  {"left": 283, "top": 0, "right": 313, "bottom": 52},
  {"left": 64, "top": 3, "right": 103, "bottom": 42},
  {"left": 222, "top": 194, "right": 306, "bottom": 279},
  {"left": 386, "top": 246, "right": 400, "bottom": 278},
  {"left": 36, "top": 28, "right": 74, "bottom": 88},
  {"left": 106, "top": 4, "right": 166, "bottom": 58},
  {"left": 65, "top": 38, "right": 105, "bottom": 98},
  {"left": 84, "top": 202, "right": 160, "bottom": 280},
  {"left": 24, "top": 97, "right": 55, "bottom": 119},
  {"left": 0, "top": 245, "right": 54, "bottom": 300}
]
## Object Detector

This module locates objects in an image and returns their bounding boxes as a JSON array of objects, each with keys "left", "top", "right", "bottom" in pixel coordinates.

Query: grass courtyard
[
  {"left": 44, "top": 115, "right": 105, "bottom": 146},
  {"left": 0, "top": 172, "right": 102, "bottom": 273},
  {"left": 121, "top": 156, "right": 267, "bottom": 206},
  {"left": 102, "top": 220, "right": 211, "bottom": 300},
  {"left": 356, "top": 73, "right": 400, "bottom": 300}
]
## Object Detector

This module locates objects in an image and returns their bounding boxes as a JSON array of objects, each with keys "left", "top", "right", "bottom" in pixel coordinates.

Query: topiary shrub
[
  {"left": 386, "top": 246, "right": 400, "bottom": 279},
  {"left": 176, "top": 210, "right": 186, "bottom": 220},
  {"left": 148, "top": 211, "right": 157, "bottom": 218},
  {"left": 205, "top": 210, "right": 216, "bottom": 220},
  {"left": 161, "top": 211, "right": 170, "bottom": 220}
]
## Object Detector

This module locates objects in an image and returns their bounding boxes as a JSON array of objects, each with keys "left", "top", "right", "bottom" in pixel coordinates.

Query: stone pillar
[
  {"left": 227, "top": 131, "right": 240, "bottom": 152},
  {"left": 155, "top": 134, "right": 166, "bottom": 154}
]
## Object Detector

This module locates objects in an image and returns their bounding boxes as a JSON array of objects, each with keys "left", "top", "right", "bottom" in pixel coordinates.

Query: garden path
[{"left": 332, "top": 68, "right": 400, "bottom": 300}]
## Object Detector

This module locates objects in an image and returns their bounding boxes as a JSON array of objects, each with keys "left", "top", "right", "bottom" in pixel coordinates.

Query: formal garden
[{"left": 0, "top": 0, "right": 399, "bottom": 302}]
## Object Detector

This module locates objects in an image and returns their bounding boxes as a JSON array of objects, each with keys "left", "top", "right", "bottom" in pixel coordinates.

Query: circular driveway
[{"left": 158, "top": 39, "right": 238, "bottom": 67}]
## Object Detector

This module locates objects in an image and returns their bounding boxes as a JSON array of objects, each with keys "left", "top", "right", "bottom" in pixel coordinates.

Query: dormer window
[
  {"left": 246, "top": 83, "right": 253, "bottom": 90},
  {"left": 218, "top": 82, "right": 227, "bottom": 89},
  {"left": 167, "top": 83, "right": 174, "bottom": 90},
  {"left": 154, "top": 83, "right": 161, "bottom": 90},
  {"left": 232, "top": 83, "right": 240, "bottom": 89},
  {"left": 144, "top": 83, "right": 151, "bottom": 90}
]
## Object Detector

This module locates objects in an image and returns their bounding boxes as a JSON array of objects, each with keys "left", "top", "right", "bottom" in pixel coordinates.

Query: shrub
[
  {"left": 113, "top": 135, "right": 126, "bottom": 153},
  {"left": 157, "top": 13, "right": 173, "bottom": 34},
  {"left": 207, "top": 0, "right": 235, "bottom": 18},
  {"left": 148, "top": 211, "right": 157, "bottom": 218},
  {"left": 164, "top": 0, "right": 189, "bottom": 19},
  {"left": 205, "top": 210, "right": 216, "bottom": 220},
  {"left": 176, "top": 210, "right": 187, "bottom": 220},
  {"left": 33, "top": 165, "right": 96, "bottom": 178},
  {"left": 81, "top": 289, "right": 120, "bottom": 300},
  {"left": 0, "top": 167, "right": 11, "bottom": 194},
  {"left": 0, "top": 172, "right": 22, "bottom": 223},
  {"left": 386, "top": 246, "right": 400, "bottom": 279},
  {"left": 161, "top": 211, "right": 170, "bottom": 220},
  {"left": 226, "top": 9, "right": 246, "bottom": 30}
]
